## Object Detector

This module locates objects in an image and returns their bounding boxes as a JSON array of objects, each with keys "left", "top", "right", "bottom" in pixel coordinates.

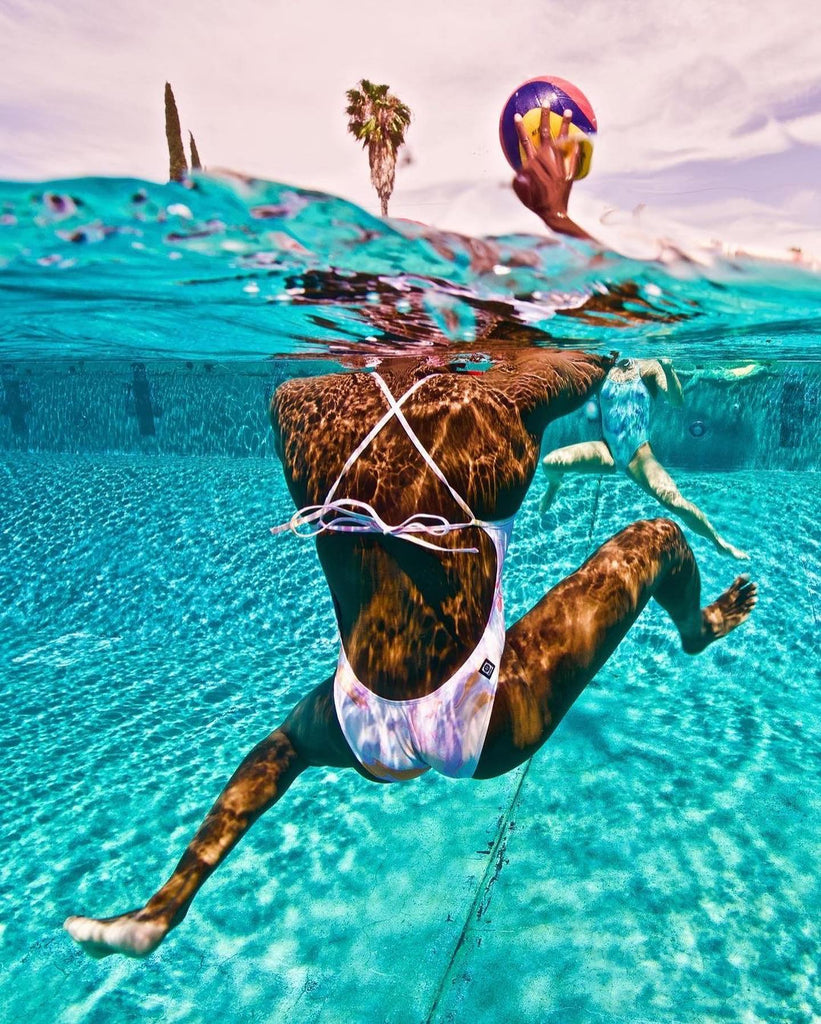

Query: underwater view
[{"left": 1, "top": 172, "right": 819, "bottom": 1024}]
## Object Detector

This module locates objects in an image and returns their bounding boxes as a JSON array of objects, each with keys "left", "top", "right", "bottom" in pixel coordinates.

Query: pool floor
[{"left": 0, "top": 454, "right": 818, "bottom": 1023}]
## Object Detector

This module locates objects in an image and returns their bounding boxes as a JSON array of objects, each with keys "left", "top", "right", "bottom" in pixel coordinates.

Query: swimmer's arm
[
  {"left": 270, "top": 371, "right": 381, "bottom": 498},
  {"left": 487, "top": 349, "right": 616, "bottom": 432},
  {"left": 268, "top": 387, "right": 286, "bottom": 461},
  {"left": 268, "top": 375, "right": 329, "bottom": 488},
  {"left": 643, "top": 358, "right": 684, "bottom": 407},
  {"left": 512, "top": 107, "right": 597, "bottom": 243}
]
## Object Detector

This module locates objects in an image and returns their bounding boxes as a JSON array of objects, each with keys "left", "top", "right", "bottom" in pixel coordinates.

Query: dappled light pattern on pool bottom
[{"left": 0, "top": 452, "right": 818, "bottom": 1022}]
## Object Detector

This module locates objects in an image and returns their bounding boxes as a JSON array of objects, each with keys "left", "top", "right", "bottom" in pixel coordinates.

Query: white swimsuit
[{"left": 273, "top": 372, "right": 514, "bottom": 782}]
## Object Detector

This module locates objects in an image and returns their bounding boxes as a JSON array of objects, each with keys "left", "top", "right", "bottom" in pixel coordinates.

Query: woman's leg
[
  {"left": 540, "top": 440, "right": 616, "bottom": 511},
  {"left": 64, "top": 677, "right": 362, "bottom": 958},
  {"left": 627, "top": 444, "right": 748, "bottom": 559},
  {"left": 475, "top": 518, "right": 756, "bottom": 778}
]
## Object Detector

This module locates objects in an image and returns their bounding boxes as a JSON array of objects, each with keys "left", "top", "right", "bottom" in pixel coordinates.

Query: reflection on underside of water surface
[{"left": 1, "top": 171, "right": 820, "bottom": 363}]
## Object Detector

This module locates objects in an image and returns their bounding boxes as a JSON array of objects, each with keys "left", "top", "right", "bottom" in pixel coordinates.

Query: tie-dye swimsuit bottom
[{"left": 334, "top": 517, "right": 512, "bottom": 781}]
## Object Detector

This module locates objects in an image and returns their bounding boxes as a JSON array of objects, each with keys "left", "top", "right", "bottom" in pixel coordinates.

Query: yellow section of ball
[{"left": 518, "top": 108, "right": 594, "bottom": 180}]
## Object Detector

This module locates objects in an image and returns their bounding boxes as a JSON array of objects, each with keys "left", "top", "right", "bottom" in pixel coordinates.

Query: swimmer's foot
[
  {"left": 64, "top": 910, "right": 169, "bottom": 959},
  {"left": 681, "top": 575, "right": 757, "bottom": 654},
  {"left": 716, "top": 537, "right": 750, "bottom": 560}
]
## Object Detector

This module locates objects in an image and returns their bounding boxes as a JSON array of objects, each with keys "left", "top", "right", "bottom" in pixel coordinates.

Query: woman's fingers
[
  {"left": 514, "top": 114, "right": 538, "bottom": 163},
  {"left": 564, "top": 139, "right": 581, "bottom": 181},
  {"left": 539, "top": 104, "right": 553, "bottom": 146}
]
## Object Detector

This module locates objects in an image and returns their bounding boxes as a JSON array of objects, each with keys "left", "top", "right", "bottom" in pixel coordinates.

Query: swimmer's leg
[
  {"left": 540, "top": 440, "right": 615, "bottom": 512},
  {"left": 475, "top": 518, "right": 756, "bottom": 778},
  {"left": 627, "top": 444, "right": 748, "bottom": 559},
  {"left": 64, "top": 677, "right": 362, "bottom": 958}
]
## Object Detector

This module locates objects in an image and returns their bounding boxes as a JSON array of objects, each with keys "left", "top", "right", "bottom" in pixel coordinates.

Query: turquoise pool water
[{"left": 0, "top": 173, "right": 819, "bottom": 1023}]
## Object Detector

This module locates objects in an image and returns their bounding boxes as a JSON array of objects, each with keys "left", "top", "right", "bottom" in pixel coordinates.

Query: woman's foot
[
  {"left": 715, "top": 537, "right": 750, "bottom": 560},
  {"left": 64, "top": 910, "right": 169, "bottom": 959},
  {"left": 681, "top": 575, "right": 757, "bottom": 654}
]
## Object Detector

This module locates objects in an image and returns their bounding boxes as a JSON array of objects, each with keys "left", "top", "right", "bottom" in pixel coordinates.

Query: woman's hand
[{"left": 511, "top": 107, "right": 594, "bottom": 242}]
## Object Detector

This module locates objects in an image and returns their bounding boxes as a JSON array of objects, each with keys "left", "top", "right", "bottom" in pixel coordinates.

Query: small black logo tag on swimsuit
[{"left": 479, "top": 658, "right": 495, "bottom": 679}]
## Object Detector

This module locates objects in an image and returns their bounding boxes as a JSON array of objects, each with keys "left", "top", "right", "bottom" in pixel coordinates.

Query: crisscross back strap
[
  {"left": 271, "top": 372, "right": 483, "bottom": 552},
  {"left": 325, "top": 373, "right": 476, "bottom": 521}
]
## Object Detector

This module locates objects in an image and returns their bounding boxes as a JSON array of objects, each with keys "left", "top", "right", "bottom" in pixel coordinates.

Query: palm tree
[
  {"left": 164, "top": 84, "right": 204, "bottom": 180},
  {"left": 345, "top": 79, "right": 411, "bottom": 216},
  {"left": 189, "top": 131, "right": 202, "bottom": 171},
  {"left": 164, "top": 82, "right": 188, "bottom": 182}
]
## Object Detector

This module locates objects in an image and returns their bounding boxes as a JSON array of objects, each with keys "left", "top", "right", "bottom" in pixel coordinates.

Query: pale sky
[{"left": 2, "top": 0, "right": 820, "bottom": 250}]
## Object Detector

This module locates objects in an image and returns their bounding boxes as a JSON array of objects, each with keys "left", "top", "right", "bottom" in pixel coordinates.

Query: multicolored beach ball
[{"left": 499, "top": 76, "right": 597, "bottom": 179}]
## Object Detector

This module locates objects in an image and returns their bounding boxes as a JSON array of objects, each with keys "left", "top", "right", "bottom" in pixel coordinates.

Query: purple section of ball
[{"left": 499, "top": 80, "right": 595, "bottom": 169}]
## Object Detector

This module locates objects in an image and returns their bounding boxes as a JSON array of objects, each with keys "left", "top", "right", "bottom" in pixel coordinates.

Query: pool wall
[{"left": 0, "top": 360, "right": 818, "bottom": 470}]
